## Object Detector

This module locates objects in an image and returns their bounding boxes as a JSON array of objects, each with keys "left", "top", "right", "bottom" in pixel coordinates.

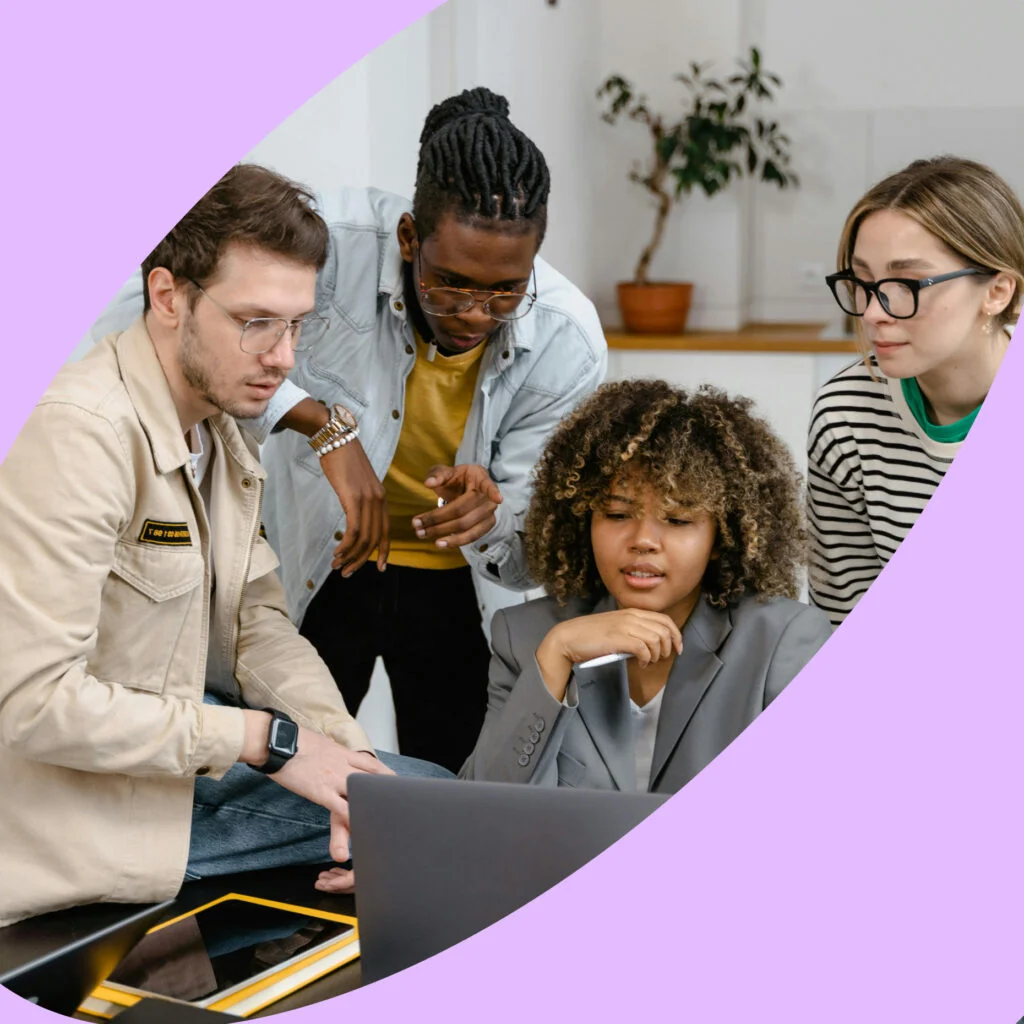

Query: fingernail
[
  {"left": 415, "top": 529, "right": 426, "bottom": 539},
  {"left": 412, "top": 519, "right": 422, "bottom": 529},
  {"left": 436, "top": 540, "right": 447, "bottom": 548},
  {"left": 424, "top": 479, "right": 436, "bottom": 487}
]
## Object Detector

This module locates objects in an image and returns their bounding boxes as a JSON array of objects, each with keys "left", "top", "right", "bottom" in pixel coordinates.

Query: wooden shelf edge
[
  {"left": 606, "top": 335, "right": 859, "bottom": 354},
  {"left": 604, "top": 323, "right": 859, "bottom": 354}
]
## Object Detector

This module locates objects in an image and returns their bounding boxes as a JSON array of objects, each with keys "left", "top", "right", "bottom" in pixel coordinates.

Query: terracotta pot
[{"left": 616, "top": 281, "right": 694, "bottom": 334}]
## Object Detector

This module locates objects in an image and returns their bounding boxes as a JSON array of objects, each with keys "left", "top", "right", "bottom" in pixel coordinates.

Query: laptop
[
  {"left": 348, "top": 776, "right": 667, "bottom": 982},
  {"left": 0, "top": 898, "right": 174, "bottom": 1016}
]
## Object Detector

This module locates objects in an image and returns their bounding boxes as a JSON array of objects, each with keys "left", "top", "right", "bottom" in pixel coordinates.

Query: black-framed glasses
[
  {"left": 415, "top": 250, "right": 537, "bottom": 321},
  {"left": 187, "top": 279, "right": 330, "bottom": 354},
  {"left": 825, "top": 268, "right": 995, "bottom": 320}
]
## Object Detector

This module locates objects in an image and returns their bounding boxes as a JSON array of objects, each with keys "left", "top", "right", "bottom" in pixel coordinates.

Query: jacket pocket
[
  {"left": 93, "top": 543, "right": 205, "bottom": 694},
  {"left": 556, "top": 749, "right": 587, "bottom": 789}
]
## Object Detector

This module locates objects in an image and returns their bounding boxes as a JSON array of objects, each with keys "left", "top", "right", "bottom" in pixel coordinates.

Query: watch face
[
  {"left": 332, "top": 404, "right": 358, "bottom": 430},
  {"left": 271, "top": 718, "right": 300, "bottom": 756}
]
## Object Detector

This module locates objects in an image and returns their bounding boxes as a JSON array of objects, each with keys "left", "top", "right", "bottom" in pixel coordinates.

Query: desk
[
  {"left": 153, "top": 866, "right": 364, "bottom": 1018},
  {"left": 0, "top": 865, "right": 363, "bottom": 1020}
]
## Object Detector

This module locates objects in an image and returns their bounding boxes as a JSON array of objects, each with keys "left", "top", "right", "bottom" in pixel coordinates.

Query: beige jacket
[{"left": 0, "top": 319, "right": 370, "bottom": 926}]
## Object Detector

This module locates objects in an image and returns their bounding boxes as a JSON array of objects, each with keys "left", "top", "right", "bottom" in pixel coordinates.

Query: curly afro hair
[{"left": 525, "top": 379, "right": 808, "bottom": 608}]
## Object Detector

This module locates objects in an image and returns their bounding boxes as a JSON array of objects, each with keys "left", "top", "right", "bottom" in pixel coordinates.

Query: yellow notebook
[{"left": 79, "top": 893, "right": 359, "bottom": 1018}]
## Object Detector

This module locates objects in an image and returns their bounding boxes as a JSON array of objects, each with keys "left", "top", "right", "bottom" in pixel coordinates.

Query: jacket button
[
  {"left": 534, "top": 718, "right": 545, "bottom": 732},
  {"left": 334, "top": 531, "right": 343, "bottom": 541},
  {"left": 523, "top": 742, "right": 535, "bottom": 755},
  {"left": 478, "top": 543, "right": 489, "bottom": 553},
  {"left": 502, "top": 350, "right": 510, "bottom": 359},
  {"left": 394, "top": 300, "right": 404, "bottom": 312},
  {"left": 196, "top": 767, "right": 210, "bottom": 776},
  {"left": 306, "top": 579, "right": 315, "bottom": 590},
  {"left": 517, "top": 754, "right": 530, "bottom": 768},
  {"left": 405, "top": 344, "right": 413, "bottom": 355},
  {"left": 391, "top": 409, "right": 400, "bottom": 420},
  {"left": 240, "top": 478, "right": 252, "bottom": 489},
  {"left": 529, "top": 730, "right": 540, "bottom": 744}
]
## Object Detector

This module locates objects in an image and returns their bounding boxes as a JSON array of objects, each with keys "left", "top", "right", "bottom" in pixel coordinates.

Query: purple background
[{"left": 1, "top": 2, "right": 1021, "bottom": 1021}]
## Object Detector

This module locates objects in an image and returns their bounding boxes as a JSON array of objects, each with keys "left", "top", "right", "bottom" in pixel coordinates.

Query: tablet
[{"left": 80, "top": 894, "right": 359, "bottom": 1018}]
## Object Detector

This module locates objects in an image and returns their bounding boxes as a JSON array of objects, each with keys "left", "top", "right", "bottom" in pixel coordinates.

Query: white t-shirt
[
  {"left": 630, "top": 686, "right": 665, "bottom": 792},
  {"left": 187, "top": 422, "right": 212, "bottom": 489},
  {"left": 187, "top": 421, "right": 215, "bottom": 587}
]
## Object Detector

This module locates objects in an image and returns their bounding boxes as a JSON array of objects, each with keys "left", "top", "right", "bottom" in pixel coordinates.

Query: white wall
[
  {"left": 439, "top": 0, "right": 602, "bottom": 297},
  {"left": 238, "top": 0, "right": 1024, "bottom": 335},
  {"left": 245, "top": 13, "right": 432, "bottom": 200},
  {"left": 440, "top": 0, "right": 1024, "bottom": 331},
  {"left": 749, "top": 0, "right": 1024, "bottom": 324}
]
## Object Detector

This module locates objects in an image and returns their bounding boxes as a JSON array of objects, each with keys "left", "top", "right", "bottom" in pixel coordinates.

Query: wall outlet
[{"left": 797, "top": 261, "right": 827, "bottom": 291}]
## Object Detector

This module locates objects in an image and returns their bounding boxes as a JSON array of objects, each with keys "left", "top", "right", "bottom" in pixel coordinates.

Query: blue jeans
[{"left": 186, "top": 697, "right": 453, "bottom": 881}]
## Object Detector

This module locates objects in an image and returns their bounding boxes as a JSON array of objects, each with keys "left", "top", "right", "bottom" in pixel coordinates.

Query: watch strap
[{"left": 250, "top": 708, "right": 298, "bottom": 775}]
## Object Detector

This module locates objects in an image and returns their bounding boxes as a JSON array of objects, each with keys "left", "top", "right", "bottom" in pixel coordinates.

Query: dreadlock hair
[
  {"left": 526, "top": 380, "right": 808, "bottom": 609},
  {"left": 413, "top": 87, "right": 551, "bottom": 243}
]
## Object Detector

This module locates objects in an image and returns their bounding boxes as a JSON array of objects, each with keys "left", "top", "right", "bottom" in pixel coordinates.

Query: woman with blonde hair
[{"left": 808, "top": 156, "right": 1024, "bottom": 627}]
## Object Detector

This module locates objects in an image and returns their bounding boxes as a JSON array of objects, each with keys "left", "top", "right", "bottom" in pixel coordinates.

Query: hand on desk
[
  {"left": 274, "top": 729, "right": 394, "bottom": 862},
  {"left": 315, "top": 863, "right": 355, "bottom": 894},
  {"left": 241, "top": 716, "right": 394, "bottom": 873}
]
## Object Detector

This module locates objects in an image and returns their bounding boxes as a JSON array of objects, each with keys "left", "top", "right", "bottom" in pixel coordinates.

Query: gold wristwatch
[{"left": 308, "top": 403, "right": 359, "bottom": 457}]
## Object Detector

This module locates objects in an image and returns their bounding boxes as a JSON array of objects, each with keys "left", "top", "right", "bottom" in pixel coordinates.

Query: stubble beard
[{"left": 180, "top": 313, "right": 270, "bottom": 420}]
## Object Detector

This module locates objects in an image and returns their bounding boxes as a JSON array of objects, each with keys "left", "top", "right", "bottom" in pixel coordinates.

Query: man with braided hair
[{"left": 92, "top": 87, "right": 607, "bottom": 773}]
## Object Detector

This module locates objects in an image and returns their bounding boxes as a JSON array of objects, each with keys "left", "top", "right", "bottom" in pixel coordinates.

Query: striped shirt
[{"left": 806, "top": 358, "right": 960, "bottom": 627}]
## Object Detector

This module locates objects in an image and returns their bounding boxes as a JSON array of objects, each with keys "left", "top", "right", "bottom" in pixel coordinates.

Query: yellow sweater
[{"left": 383, "top": 334, "right": 487, "bottom": 569}]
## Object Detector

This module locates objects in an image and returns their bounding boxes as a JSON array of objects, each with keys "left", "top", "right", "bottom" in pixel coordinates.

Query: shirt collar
[{"left": 115, "top": 317, "right": 264, "bottom": 480}]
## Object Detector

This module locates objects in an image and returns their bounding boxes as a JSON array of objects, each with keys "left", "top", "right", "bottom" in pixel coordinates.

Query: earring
[{"left": 983, "top": 315, "right": 995, "bottom": 336}]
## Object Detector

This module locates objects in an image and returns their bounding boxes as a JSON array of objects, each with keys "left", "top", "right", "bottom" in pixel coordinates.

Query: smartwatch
[{"left": 250, "top": 708, "right": 299, "bottom": 775}]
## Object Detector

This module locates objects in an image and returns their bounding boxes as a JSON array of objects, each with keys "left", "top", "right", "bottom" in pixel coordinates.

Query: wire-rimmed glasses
[
  {"left": 188, "top": 279, "right": 330, "bottom": 353},
  {"left": 415, "top": 251, "right": 537, "bottom": 322}
]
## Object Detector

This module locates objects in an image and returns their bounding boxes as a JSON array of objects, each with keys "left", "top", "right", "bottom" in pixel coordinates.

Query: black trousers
[{"left": 299, "top": 562, "right": 492, "bottom": 774}]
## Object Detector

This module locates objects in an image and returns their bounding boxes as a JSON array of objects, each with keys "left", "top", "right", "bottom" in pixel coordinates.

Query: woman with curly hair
[{"left": 460, "top": 379, "right": 832, "bottom": 794}]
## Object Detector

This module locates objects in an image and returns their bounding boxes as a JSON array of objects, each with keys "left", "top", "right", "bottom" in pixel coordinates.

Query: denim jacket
[{"left": 89, "top": 187, "right": 607, "bottom": 632}]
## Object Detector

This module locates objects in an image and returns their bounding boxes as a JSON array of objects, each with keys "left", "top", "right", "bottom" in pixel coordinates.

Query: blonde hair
[{"left": 837, "top": 156, "right": 1024, "bottom": 358}]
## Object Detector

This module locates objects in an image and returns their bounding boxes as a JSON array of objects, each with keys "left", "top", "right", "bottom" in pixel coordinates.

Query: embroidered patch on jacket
[{"left": 138, "top": 520, "right": 192, "bottom": 546}]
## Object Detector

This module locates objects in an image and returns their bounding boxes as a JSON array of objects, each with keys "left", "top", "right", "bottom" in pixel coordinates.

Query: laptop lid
[
  {"left": 0, "top": 899, "right": 174, "bottom": 1016},
  {"left": 348, "top": 776, "right": 667, "bottom": 983}
]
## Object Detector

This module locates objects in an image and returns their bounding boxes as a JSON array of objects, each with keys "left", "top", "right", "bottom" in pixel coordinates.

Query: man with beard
[{"left": 0, "top": 164, "right": 448, "bottom": 927}]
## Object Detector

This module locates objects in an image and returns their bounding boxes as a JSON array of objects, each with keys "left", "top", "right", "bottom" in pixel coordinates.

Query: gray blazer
[{"left": 460, "top": 593, "right": 832, "bottom": 794}]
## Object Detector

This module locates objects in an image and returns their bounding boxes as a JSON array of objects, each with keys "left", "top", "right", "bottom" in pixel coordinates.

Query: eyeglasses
[
  {"left": 825, "top": 267, "right": 995, "bottom": 320},
  {"left": 415, "top": 250, "right": 537, "bottom": 321},
  {"left": 188, "top": 279, "right": 330, "bottom": 354}
]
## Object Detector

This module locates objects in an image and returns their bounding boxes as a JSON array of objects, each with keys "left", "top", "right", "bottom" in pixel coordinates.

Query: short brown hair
[
  {"left": 838, "top": 156, "right": 1024, "bottom": 345},
  {"left": 526, "top": 379, "right": 807, "bottom": 608},
  {"left": 141, "top": 163, "right": 329, "bottom": 312}
]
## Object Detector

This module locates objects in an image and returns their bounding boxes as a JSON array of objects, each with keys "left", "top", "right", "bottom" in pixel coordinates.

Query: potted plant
[{"left": 597, "top": 47, "right": 798, "bottom": 334}]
